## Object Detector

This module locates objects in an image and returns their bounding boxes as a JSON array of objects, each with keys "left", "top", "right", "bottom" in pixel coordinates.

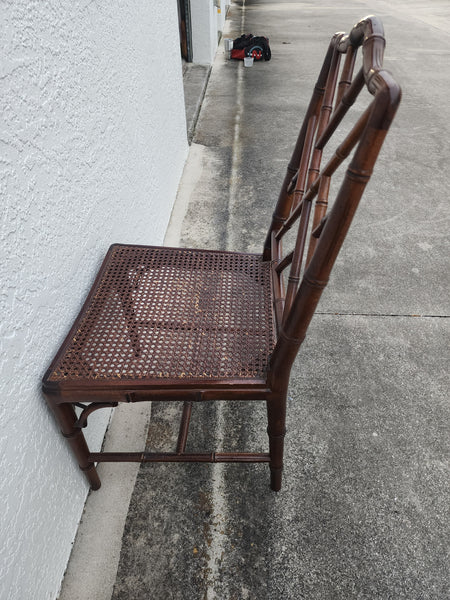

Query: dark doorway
[{"left": 177, "top": 0, "right": 193, "bottom": 62}]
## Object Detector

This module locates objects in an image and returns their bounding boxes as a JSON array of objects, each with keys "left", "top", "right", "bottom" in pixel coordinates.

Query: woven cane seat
[{"left": 47, "top": 244, "right": 276, "bottom": 385}]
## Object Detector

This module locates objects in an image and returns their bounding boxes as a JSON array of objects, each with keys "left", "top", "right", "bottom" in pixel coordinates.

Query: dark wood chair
[{"left": 42, "top": 16, "right": 401, "bottom": 492}]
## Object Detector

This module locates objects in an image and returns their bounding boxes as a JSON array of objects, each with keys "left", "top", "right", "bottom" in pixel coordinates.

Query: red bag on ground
[{"left": 230, "top": 34, "right": 271, "bottom": 61}]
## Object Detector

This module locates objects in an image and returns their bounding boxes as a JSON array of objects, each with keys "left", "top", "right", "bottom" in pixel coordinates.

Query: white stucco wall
[
  {"left": 191, "top": 0, "right": 218, "bottom": 64},
  {"left": 191, "top": 0, "right": 231, "bottom": 64},
  {"left": 0, "top": 1, "right": 188, "bottom": 598},
  {"left": 216, "top": 0, "right": 231, "bottom": 36}
]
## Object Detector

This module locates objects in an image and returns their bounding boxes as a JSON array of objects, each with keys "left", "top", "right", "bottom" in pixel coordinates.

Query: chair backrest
[{"left": 264, "top": 16, "right": 401, "bottom": 391}]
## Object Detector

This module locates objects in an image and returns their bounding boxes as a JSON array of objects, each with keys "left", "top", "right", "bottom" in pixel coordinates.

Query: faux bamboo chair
[{"left": 42, "top": 16, "right": 401, "bottom": 492}]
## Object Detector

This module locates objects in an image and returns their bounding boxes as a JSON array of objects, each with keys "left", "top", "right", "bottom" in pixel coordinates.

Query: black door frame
[{"left": 177, "top": 0, "right": 193, "bottom": 62}]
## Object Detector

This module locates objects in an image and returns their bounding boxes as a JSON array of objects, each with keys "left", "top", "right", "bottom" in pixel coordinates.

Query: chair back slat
[
  {"left": 315, "top": 67, "right": 365, "bottom": 151},
  {"left": 270, "top": 232, "right": 285, "bottom": 331},
  {"left": 266, "top": 16, "right": 401, "bottom": 391},
  {"left": 290, "top": 115, "right": 318, "bottom": 214},
  {"left": 335, "top": 45, "right": 357, "bottom": 106},
  {"left": 315, "top": 41, "right": 342, "bottom": 142},
  {"left": 306, "top": 42, "right": 342, "bottom": 184},
  {"left": 275, "top": 249, "right": 293, "bottom": 275},
  {"left": 282, "top": 195, "right": 313, "bottom": 321},
  {"left": 305, "top": 174, "right": 331, "bottom": 266}
]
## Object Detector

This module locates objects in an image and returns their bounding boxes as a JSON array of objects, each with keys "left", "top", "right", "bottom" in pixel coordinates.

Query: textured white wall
[{"left": 0, "top": 1, "right": 188, "bottom": 598}]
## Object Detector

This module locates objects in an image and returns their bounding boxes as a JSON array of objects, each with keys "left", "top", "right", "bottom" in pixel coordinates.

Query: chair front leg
[
  {"left": 266, "top": 392, "right": 287, "bottom": 492},
  {"left": 47, "top": 400, "right": 101, "bottom": 490}
]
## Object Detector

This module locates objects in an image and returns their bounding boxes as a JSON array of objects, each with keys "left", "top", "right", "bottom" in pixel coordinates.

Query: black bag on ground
[{"left": 231, "top": 34, "right": 271, "bottom": 61}]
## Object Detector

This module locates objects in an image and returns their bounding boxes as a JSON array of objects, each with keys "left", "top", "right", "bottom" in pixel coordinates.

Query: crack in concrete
[
  {"left": 204, "top": 5, "right": 247, "bottom": 598},
  {"left": 225, "top": 0, "right": 246, "bottom": 254}
]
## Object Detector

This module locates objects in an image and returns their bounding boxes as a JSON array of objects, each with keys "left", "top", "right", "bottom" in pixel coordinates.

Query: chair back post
[{"left": 267, "top": 16, "right": 401, "bottom": 392}]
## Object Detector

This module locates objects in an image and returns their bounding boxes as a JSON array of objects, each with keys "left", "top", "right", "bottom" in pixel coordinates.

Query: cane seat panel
[{"left": 47, "top": 244, "right": 276, "bottom": 384}]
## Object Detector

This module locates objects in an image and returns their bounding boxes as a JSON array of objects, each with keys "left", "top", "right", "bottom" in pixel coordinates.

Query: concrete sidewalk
[{"left": 60, "top": 1, "right": 449, "bottom": 599}]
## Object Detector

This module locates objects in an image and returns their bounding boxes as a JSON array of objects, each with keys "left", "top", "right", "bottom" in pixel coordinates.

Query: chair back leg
[{"left": 266, "top": 392, "right": 287, "bottom": 491}]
